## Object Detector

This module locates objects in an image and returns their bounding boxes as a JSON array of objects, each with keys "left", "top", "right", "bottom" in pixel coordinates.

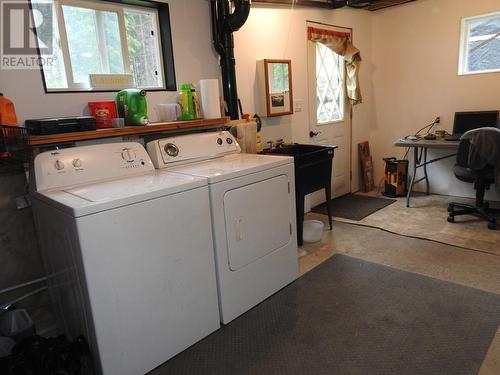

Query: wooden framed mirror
[{"left": 257, "top": 59, "right": 293, "bottom": 117}]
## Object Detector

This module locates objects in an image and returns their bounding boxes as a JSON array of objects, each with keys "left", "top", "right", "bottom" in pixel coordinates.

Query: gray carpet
[
  {"left": 152, "top": 255, "right": 500, "bottom": 375},
  {"left": 312, "top": 193, "right": 396, "bottom": 221}
]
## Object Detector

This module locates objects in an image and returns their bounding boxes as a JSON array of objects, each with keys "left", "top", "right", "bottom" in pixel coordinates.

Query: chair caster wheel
[
  {"left": 488, "top": 222, "right": 497, "bottom": 230},
  {"left": 447, "top": 216, "right": 455, "bottom": 223}
]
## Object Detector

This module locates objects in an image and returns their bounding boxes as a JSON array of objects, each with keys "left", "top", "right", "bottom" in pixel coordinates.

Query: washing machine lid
[
  {"left": 168, "top": 153, "right": 293, "bottom": 184},
  {"left": 32, "top": 171, "right": 207, "bottom": 217}
]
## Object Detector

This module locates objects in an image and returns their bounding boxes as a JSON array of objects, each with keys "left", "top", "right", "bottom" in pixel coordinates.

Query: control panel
[
  {"left": 146, "top": 131, "right": 241, "bottom": 169},
  {"left": 34, "top": 142, "right": 154, "bottom": 191}
]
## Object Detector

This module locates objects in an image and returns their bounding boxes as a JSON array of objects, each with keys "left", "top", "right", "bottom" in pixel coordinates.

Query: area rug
[
  {"left": 152, "top": 255, "right": 500, "bottom": 375},
  {"left": 312, "top": 193, "right": 396, "bottom": 221},
  {"left": 334, "top": 194, "right": 500, "bottom": 256}
]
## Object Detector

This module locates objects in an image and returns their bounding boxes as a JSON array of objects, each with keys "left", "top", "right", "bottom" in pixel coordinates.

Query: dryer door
[{"left": 224, "top": 174, "right": 292, "bottom": 271}]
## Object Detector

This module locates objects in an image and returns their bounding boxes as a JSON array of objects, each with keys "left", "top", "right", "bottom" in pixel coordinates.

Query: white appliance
[
  {"left": 30, "top": 143, "right": 220, "bottom": 375},
  {"left": 147, "top": 131, "right": 298, "bottom": 324}
]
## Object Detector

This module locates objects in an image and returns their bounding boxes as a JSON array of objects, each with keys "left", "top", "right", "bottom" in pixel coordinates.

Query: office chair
[{"left": 447, "top": 137, "right": 498, "bottom": 230}]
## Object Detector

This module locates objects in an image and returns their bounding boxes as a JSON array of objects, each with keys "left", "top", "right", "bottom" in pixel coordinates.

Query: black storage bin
[{"left": 25, "top": 116, "right": 96, "bottom": 135}]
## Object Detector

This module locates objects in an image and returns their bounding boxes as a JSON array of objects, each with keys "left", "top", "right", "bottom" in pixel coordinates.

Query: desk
[{"left": 394, "top": 138, "right": 459, "bottom": 207}]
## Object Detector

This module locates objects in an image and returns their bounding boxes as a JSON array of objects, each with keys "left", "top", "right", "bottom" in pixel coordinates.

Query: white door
[{"left": 307, "top": 29, "right": 351, "bottom": 200}]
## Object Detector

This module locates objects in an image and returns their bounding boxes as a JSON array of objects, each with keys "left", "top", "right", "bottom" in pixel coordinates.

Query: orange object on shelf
[
  {"left": 88, "top": 101, "right": 117, "bottom": 129},
  {"left": 0, "top": 93, "right": 18, "bottom": 126}
]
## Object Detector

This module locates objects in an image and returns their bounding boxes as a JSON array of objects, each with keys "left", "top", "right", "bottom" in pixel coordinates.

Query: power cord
[
  {"left": 415, "top": 117, "right": 441, "bottom": 136},
  {"left": 402, "top": 117, "right": 441, "bottom": 142}
]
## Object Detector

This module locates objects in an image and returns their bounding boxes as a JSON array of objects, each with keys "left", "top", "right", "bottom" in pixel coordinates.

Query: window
[
  {"left": 33, "top": 0, "right": 176, "bottom": 92},
  {"left": 459, "top": 11, "right": 500, "bottom": 75},
  {"left": 314, "top": 42, "right": 345, "bottom": 124}
]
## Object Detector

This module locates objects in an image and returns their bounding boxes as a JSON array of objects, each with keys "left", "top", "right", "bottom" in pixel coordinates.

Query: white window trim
[
  {"left": 458, "top": 10, "right": 500, "bottom": 76},
  {"left": 48, "top": 0, "right": 164, "bottom": 91}
]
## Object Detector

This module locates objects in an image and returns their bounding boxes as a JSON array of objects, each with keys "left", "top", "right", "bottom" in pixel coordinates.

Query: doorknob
[{"left": 309, "top": 130, "right": 321, "bottom": 138}]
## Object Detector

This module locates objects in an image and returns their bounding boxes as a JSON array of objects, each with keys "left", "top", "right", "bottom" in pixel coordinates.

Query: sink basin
[
  {"left": 262, "top": 143, "right": 337, "bottom": 246},
  {"left": 264, "top": 143, "right": 336, "bottom": 158}
]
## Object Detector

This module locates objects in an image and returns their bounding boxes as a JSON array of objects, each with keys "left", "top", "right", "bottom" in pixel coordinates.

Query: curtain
[{"left": 307, "top": 26, "right": 362, "bottom": 105}]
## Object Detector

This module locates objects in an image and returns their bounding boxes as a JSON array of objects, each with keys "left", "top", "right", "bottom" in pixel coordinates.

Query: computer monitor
[{"left": 453, "top": 111, "right": 499, "bottom": 135}]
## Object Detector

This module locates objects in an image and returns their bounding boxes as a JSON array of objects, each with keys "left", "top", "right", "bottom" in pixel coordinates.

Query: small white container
[{"left": 303, "top": 220, "right": 324, "bottom": 243}]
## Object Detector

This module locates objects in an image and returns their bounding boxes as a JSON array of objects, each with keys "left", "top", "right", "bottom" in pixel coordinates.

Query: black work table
[{"left": 394, "top": 138, "right": 460, "bottom": 207}]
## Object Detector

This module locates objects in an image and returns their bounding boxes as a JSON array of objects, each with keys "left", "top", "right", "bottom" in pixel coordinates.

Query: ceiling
[{"left": 252, "top": 0, "right": 417, "bottom": 11}]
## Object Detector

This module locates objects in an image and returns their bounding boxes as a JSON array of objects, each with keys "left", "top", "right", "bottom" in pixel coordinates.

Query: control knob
[
  {"left": 121, "top": 148, "right": 136, "bottom": 162},
  {"left": 72, "top": 158, "right": 82, "bottom": 168},
  {"left": 164, "top": 143, "right": 179, "bottom": 157},
  {"left": 217, "top": 138, "right": 223, "bottom": 145},
  {"left": 54, "top": 160, "right": 65, "bottom": 170},
  {"left": 226, "top": 137, "right": 233, "bottom": 144}
]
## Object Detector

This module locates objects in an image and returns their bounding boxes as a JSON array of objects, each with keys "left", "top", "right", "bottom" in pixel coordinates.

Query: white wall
[
  {"left": 2, "top": 0, "right": 497, "bottom": 199},
  {"left": 371, "top": 0, "right": 500, "bottom": 200},
  {"left": 234, "top": 4, "right": 374, "bottom": 192},
  {"left": 0, "top": 0, "right": 220, "bottom": 124}
]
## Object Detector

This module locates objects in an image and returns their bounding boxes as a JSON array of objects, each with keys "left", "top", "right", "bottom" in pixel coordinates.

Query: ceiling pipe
[{"left": 210, "top": 0, "right": 251, "bottom": 120}]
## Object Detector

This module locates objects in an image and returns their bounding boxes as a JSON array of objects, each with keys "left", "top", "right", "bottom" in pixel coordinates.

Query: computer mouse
[{"left": 424, "top": 133, "right": 437, "bottom": 140}]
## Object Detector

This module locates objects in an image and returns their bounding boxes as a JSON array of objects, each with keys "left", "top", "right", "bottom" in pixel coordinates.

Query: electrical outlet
[
  {"left": 294, "top": 100, "right": 303, "bottom": 112},
  {"left": 436, "top": 117, "right": 441, "bottom": 123}
]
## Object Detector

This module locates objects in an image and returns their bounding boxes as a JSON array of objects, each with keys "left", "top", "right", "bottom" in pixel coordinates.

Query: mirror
[{"left": 258, "top": 59, "right": 293, "bottom": 117}]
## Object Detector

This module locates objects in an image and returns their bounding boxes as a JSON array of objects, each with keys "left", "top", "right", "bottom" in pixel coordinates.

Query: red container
[
  {"left": 88, "top": 101, "right": 117, "bottom": 129},
  {"left": 0, "top": 94, "right": 18, "bottom": 126}
]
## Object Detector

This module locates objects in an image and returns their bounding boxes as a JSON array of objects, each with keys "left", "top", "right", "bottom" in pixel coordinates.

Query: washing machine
[
  {"left": 30, "top": 142, "right": 220, "bottom": 375},
  {"left": 147, "top": 131, "right": 298, "bottom": 324}
]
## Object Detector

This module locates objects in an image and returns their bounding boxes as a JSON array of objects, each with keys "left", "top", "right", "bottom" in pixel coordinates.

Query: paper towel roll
[{"left": 199, "top": 79, "right": 221, "bottom": 119}]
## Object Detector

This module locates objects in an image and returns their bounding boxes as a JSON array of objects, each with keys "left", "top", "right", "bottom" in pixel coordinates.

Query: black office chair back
[{"left": 456, "top": 139, "right": 470, "bottom": 169}]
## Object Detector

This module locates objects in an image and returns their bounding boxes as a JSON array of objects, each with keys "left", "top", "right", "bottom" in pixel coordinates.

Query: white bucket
[{"left": 303, "top": 220, "right": 324, "bottom": 243}]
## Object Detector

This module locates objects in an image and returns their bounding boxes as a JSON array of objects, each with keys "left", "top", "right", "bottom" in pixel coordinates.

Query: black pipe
[
  {"left": 210, "top": 0, "right": 251, "bottom": 120},
  {"left": 225, "top": 0, "right": 251, "bottom": 32},
  {"left": 210, "top": 0, "right": 225, "bottom": 56},
  {"left": 220, "top": 29, "right": 238, "bottom": 119}
]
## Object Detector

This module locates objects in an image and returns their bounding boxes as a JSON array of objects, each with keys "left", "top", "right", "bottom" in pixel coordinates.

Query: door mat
[
  {"left": 312, "top": 193, "right": 396, "bottom": 221},
  {"left": 152, "top": 255, "right": 500, "bottom": 375}
]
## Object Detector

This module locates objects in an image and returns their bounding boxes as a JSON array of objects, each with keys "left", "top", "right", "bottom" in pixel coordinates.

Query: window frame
[
  {"left": 314, "top": 41, "right": 345, "bottom": 125},
  {"left": 32, "top": 0, "right": 177, "bottom": 93},
  {"left": 458, "top": 10, "right": 500, "bottom": 76}
]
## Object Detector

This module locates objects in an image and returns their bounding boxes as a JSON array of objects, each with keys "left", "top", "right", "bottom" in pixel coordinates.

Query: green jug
[{"left": 116, "top": 89, "right": 149, "bottom": 126}]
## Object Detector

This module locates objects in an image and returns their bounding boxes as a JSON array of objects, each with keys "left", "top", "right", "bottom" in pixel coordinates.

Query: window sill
[
  {"left": 458, "top": 69, "right": 500, "bottom": 76},
  {"left": 317, "top": 118, "right": 344, "bottom": 126}
]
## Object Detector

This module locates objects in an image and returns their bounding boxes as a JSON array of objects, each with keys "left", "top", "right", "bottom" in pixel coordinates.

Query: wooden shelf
[{"left": 28, "top": 117, "right": 230, "bottom": 147}]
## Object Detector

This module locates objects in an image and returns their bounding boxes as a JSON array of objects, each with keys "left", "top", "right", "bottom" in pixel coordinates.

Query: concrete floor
[{"left": 299, "top": 198, "right": 500, "bottom": 375}]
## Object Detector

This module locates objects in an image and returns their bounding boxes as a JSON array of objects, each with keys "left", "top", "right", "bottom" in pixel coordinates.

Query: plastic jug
[
  {"left": 0, "top": 93, "right": 18, "bottom": 126},
  {"left": 191, "top": 87, "right": 202, "bottom": 119},
  {"left": 116, "top": 89, "right": 149, "bottom": 126},
  {"left": 178, "top": 83, "right": 194, "bottom": 121}
]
